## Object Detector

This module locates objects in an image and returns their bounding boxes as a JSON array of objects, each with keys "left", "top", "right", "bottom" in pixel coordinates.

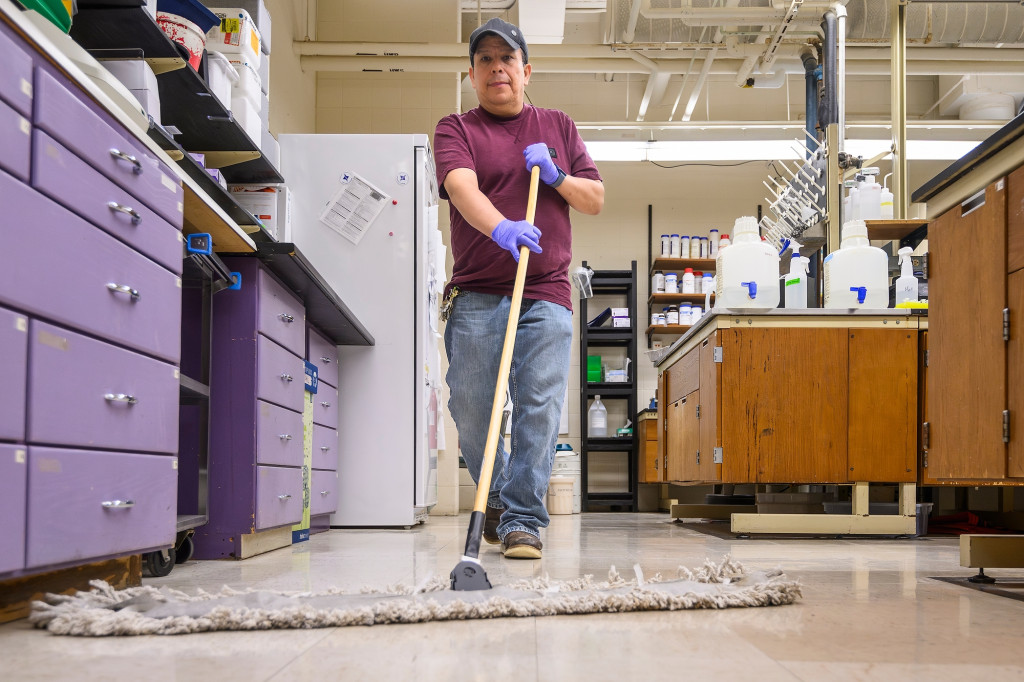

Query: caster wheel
[
  {"left": 144, "top": 548, "right": 176, "bottom": 577},
  {"left": 175, "top": 535, "right": 194, "bottom": 564}
]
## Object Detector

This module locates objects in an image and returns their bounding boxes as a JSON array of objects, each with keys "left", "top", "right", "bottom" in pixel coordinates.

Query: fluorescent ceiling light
[{"left": 585, "top": 138, "right": 982, "bottom": 162}]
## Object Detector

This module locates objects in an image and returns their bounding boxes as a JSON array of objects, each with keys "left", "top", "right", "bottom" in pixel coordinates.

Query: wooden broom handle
[{"left": 472, "top": 165, "right": 541, "bottom": 514}]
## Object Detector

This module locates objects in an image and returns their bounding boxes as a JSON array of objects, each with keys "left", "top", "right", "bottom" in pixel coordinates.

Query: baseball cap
[{"left": 469, "top": 17, "right": 529, "bottom": 64}]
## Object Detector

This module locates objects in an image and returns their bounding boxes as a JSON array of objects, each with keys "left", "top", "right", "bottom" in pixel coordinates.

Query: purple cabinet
[
  {"left": 0, "top": 25, "right": 32, "bottom": 117},
  {"left": 28, "top": 321, "right": 179, "bottom": 454},
  {"left": 255, "top": 399, "right": 304, "bottom": 467},
  {"left": 0, "top": 99, "right": 30, "bottom": 182},
  {"left": 311, "top": 384, "right": 338, "bottom": 429},
  {"left": 257, "top": 269, "right": 305, "bottom": 356},
  {"left": 0, "top": 173, "right": 182, "bottom": 363},
  {"left": 33, "top": 69, "right": 183, "bottom": 227},
  {"left": 25, "top": 447, "right": 177, "bottom": 569},
  {"left": 256, "top": 334, "right": 306, "bottom": 413},
  {"left": 307, "top": 325, "right": 339, "bottom": 388},
  {"left": 311, "top": 424, "right": 338, "bottom": 471},
  {"left": 0, "top": 445, "right": 27, "bottom": 575},
  {"left": 0, "top": 306, "right": 28, "bottom": 442},
  {"left": 32, "top": 130, "right": 183, "bottom": 275},
  {"left": 255, "top": 465, "right": 303, "bottom": 530},
  {"left": 310, "top": 469, "right": 339, "bottom": 517}
]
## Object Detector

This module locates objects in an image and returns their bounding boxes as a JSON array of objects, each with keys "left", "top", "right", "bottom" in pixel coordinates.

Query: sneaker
[
  {"left": 483, "top": 506, "right": 503, "bottom": 545},
  {"left": 501, "top": 531, "right": 542, "bottom": 559}
]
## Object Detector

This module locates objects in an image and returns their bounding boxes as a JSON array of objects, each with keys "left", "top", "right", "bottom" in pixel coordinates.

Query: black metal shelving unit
[{"left": 579, "top": 261, "right": 638, "bottom": 512}]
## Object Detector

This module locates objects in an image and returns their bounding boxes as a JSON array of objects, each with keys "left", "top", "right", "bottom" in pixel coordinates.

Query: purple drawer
[
  {"left": 0, "top": 307, "right": 28, "bottom": 442},
  {"left": 33, "top": 69, "right": 183, "bottom": 227},
  {"left": 312, "top": 423, "right": 338, "bottom": 471},
  {"left": 25, "top": 447, "right": 177, "bottom": 569},
  {"left": 0, "top": 26, "right": 33, "bottom": 117},
  {"left": 28, "top": 321, "right": 179, "bottom": 454},
  {"left": 255, "top": 465, "right": 302, "bottom": 530},
  {"left": 257, "top": 269, "right": 305, "bottom": 357},
  {"left": 307, "top": 326, "right": 339, "bottom": 388},
  {"left": 0, "top": 174, "right": 182, "bottom": 363},
  {"left": 312, "top": 385, "right": 339, "bottom": 429},
  {"left": 0, "top": 445, "right": 27, "bottom": 574},
  {"left": 0, "top": 99, "right": 30, "bottom": 182},
  {"left": 32, "top": 130, "right": 183, "bottom": 275},
  {"left": 256, "top": 334, "right": 305, "bottom": 413},
  {"left": 256, "top": 399, "right": 304, "bottom": 467},
  {"left": 310, "top": 469, "right": 339, "bottom": 517}
]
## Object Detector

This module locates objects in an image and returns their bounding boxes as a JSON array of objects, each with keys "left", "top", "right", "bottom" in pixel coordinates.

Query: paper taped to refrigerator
[{"left": 318, "top": 172, "right": 390, "bottom": 245}]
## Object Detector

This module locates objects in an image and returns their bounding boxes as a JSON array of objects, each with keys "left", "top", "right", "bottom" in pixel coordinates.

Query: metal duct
[{"left": 845, "top": 0, "right": 1024, "bottom": 44}]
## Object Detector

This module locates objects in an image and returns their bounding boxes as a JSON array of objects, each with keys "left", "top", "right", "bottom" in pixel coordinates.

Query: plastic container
[
  {"left": 700, "top": 237, "right": 709, "bottom": 258},
  {"left": 693, "top": 271, "right": 703, "bottom": 294},
  {"left": 681, "top": 267, "right": 695, "bottom": 294},
  {"left": 881, "top": 173, "right": 894, "bottom": 220},
  {"left": 680, "top": 236, "right": 689, "bottom": 258},
  {"left": 709, "top": 229, "right": 719, "bottom": 256},
  {"left": 587, "top": 355, "right": 602, "bottom": 382},
  {"left": 823, "top": 220, "right": 889, "bottom": 309},
  {"left": 670, "top": 234, "right": 681, "bottom": 258},
  {"left": 664, "top": 272, "right": 678, "bottom": 294},
  {"left": 227, "top": 57, "right": 261, "bottom": 108},
  {"left": 205, "top": 51, "right": 238, "bottom": 110},
  {"left": 719, "top": 234, "right": 731, "bottom": 249},
  {"left": 857, "top": 168, "right": 882, "bottom": 220},
  {"left": 19, "top": 0, "right": 72, "bottom": 32},
  {"left": 206, "top": 7, "right": 263, "bottom": 68},
  {"left": 680, "top": 303, "right": 692, "bottom": 325},
  {"left": 552, "top": 448, "right": 582, "bottom": 513},
  {"left": 652, "top": 270, "right": 665, "bottom": 294},
  {"left": 689, "top": 236, "right": 701, "bottom": 259},
  {"left": 715, "top": 216, "right": 780, "bottom": 309},
  {"left": 547, "top": 476, "right": 574, "bottom": 515},
  {"left": 588, "top": 396, "right": 608, "bottom": 437},
  {"left": 895, "top": 246, "right": 919, "bottom": 306},
  {"left": 231, "top": 96, "right": 261, "bottom": 142},
  {"left": 666, "top": 305, "right": 679, "bottom": 325},
  {"left": 702, "top": 273, "right": 714, "bottom": 295},
  {"left": 660, "top": 234, "right": 670, "bottom": 257},
  {"left": 156, "top": 11, "right": 209, "bottom": 70},
  {"left": 783, "top": 247, "right": 810, "bottom": 309}
]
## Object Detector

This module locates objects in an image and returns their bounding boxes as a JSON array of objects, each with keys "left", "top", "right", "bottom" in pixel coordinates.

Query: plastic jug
[
  {"left": 715, "top": 216, "right": 780, "bottom": 309},
  {"left": 588, "top": 395, "right": 608, "bottom": 437},
  {"left": 823, "top": 220, "right": 889, "bottom": 309},
  {"left": 783, "top": 240, "right": 810, "bottom": 309},
  {"left": 881, "top": 173, "right": 894, "bottom": 220},
  {"left": 857, "top": 167, "right": 882, "bottom": 220},
  {"left": 894, "top": 246, "right": 919, "bottom": 306}
]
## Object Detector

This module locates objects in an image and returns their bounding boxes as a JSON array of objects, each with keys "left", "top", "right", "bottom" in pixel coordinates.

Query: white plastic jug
[
  {"left": 588, "top": 395, "right": 608, "bottom": 437},
  {"left": 715, "top": 216, "right": 780, "bottom": 309},
  {"left": 823, "top": 220, "right": 889, "bottom": 309}
]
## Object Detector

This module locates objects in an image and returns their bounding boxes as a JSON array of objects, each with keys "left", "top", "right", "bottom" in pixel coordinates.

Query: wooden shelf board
[
  {"left": 649, "top": 292, "right": 715, "bottom": 305},
  {"left": 646, "top": 325, "right": 691, "bottom": 335},
  {"left": 865, "top": 219, "right": 928, "bottom": 241},
  {"left": 651, "top": 257, "right": 716, "bottom": 273}
]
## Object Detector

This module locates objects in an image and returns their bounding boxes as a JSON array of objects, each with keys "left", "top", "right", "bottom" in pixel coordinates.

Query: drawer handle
[
  {"left": 319, "top": 356, "right": 332, "bottom": 364},
  {"left": 107, "top": 201, "right": 142, "bottom": 225},
  {"left": 278, "top": 494, "right": 292, "bottom": 500},
  {"left": 320, "top": 401, "right": 331, "bottom": 408},
  {"left": 101, "top": 499, "right": 135, "bottom": 509},
  {"left": 279, "top": 313, "right": 295, "bottom": 323},
  {"left": 107, "top": 282, "right": 141, "bottom": 302},
  {"left": 104, "top": 393, "right": 138, "bottom": 405},
  {"left": 280, "top": 373, "right": 293, "bottom": 382},
  {"left": 319, "top": 490, "right": 330, "bottom": 496},
  {"left": 279, "top": 434, "right": 292, "bottom": 440},
  {"left": 320, "top": 446, "right": 330, "bottom": 452},
  {"left": 109, "top": 148, "right": 143, "bottom": 174}
]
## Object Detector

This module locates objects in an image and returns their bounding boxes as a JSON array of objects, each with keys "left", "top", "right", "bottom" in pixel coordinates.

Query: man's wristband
[{"left": 550, "top": 166, "right": 567, "bottom": 188}]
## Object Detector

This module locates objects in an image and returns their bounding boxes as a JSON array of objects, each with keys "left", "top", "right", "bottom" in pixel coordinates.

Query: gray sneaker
[{"left": 501, "top": 531, "right": 542, "bottom": 559}]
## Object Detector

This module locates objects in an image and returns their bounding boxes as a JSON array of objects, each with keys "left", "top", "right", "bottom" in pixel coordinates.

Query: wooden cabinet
[{"left": 639, "top": 417, "right": 662, "bottom": 483}]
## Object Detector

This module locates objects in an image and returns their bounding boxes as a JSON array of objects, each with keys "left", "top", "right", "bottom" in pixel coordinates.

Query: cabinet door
[
  {"left": 698, "top": 333, "right": 720, "bottom": 482},
  {"left": 1009, "top": 271, "right": 1024, "bottom": 478},
  {"left": 667, "top": 392, "right": 700, "bottom": 481},
  {"left": 657, "top": 370, "right": 667, "bottom": 480},
  {"left": 928, "top": 179, "right": 1007, "bottom": 479}
]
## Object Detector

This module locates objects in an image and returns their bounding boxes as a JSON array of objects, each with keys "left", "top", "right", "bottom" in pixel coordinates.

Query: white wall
[{"left": 264, "top": 0, "right": 316, "bottom": 133}]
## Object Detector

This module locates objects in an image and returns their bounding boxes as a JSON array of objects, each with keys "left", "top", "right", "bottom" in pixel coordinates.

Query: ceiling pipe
[
  {"left": 622, "top": 0, "right": 643, "bottom": 43},
  {"left": 628, "top": 51, "right": 671, "bottom": 121},
  {"left": 638, "top": 0, "right": 834, "bottom": 26},
  {"left": 682, "top": 48, "right": 718, "bottom": 121}
]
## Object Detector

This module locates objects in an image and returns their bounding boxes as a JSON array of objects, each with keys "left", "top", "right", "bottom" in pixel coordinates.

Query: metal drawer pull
[
  {"left": 106, "top": 282, "right": 141, "bottom": 301},
  {"left": 109, "top": 148, "right": 143, "bottom": 174},
  {"left": 320, "top": 490, "right": 330, "bottom": 496},
  {"left": 104, "top": 393, "right": 138, "bottom": 404},
  {"left": 279, "top": 434, "right": 292, "bottom": 440},
  {"left": 101, "top": 499, "right": 135, "bottom": 509},
  {"left": 279, "top": 313, "right": 295, "bottom": 323},
  {"left": 321, "top": 401, "right": 330, "bottom": 408},
  {"left": 107, "top": 201, "right": 142, "bottom": 225},
  {"left": 320, "top": 446, "right": 330, "bottom": 452},
  {"left": 278, "top": 494, "right": 292, "bottom": 500},
  {"left": 320, "top": 356, "right": 332, "bottom": 364},
  {"left": 280, "top": 373, "right": 293, "bottom": 382}
]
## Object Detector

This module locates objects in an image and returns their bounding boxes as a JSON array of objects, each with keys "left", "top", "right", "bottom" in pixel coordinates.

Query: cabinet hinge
[
  {"left": 1004, "top": 308, "right": 1011, "bottom": 341},
  {"left": 922, "top": 422, "right": 929, "bottom": 449},
  {"left": 924, "top": 350, "right": 929, "bottom": 368},
  {"left": 713, "top": 447, "right": 723, "bottom": 464},
  {"left": 923, "top": 450, "right": 928, "bottom": 468},
  {"left": 696, "top": 405, "right": 701, "bottom": 419},
  {"left": 1004, "top": 410, "right": 1010, "bottom": 443},
  {"left": 696, "top": 450, "right": 700, "bottom": 465},
  {"left": 713, "top": 346, "right": 723, "bottom": 363}
]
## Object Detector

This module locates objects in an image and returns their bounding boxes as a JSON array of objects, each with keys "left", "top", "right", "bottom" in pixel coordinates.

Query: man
[{"left": 434, "top": 17, "right": 604, "bottom": 559}]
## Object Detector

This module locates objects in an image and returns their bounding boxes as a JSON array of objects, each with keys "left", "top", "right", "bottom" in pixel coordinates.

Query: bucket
[
  {"left": 205, "top": 51, "right": 238, "bottom": 110},
  {"left": 547, "top": 476, "right": 574, "bottom": 515},
  {"left": 156, "top": 12, "right": 208, "bottom": 70},
  {"left": 552, "top": 452, "right": 581, "bottom": 513}
]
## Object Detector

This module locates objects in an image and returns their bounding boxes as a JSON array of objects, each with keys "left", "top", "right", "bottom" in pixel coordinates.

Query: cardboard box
[
  {"left": 611, "top": 307, "right": 629, "bottom": 318},
  {"left": 206, "top": 8, "right": 262, "bottom": 67},
  {"left": 229, "top": 183, "right": 291, "bottom": 241},
  {"left": 612, "top": 317, "right": 630, "bottom": 328},
  {"left": 203, "top": 0, "right": 272, "bottom": 54}
]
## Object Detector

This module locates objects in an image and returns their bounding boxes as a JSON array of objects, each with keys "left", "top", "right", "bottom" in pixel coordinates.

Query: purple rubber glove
[
  {"left": 523, "top": 142, "right": 559, "bottom": 185},
  {"left": 491, "top": 219, "right": 542, "bottom": 262}
]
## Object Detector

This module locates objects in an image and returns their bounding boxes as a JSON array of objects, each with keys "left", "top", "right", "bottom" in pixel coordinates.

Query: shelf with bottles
[
  {"left": 648, "top": 292, "right": 716, "bottom": 306},
  {"left": 650, "top": 257, "right": 716, "bottom": 274},
  {"left": 646, "top": 324, "right": 691, "bottom": 336}
]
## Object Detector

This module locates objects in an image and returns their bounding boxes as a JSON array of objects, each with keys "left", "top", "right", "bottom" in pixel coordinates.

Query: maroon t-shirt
[{"left": 434, "top": 104, "right": 602, "bottom": 311}]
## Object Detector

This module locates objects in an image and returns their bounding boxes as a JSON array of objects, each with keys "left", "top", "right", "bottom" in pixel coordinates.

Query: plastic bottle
[
  {"left": 652, "top": 270, "right": 665, "bottom": 294},
  {"left": 783, "top": 240, "right": 810, "bottom": 309},
  {"left": 680, "top": 303, "right": 692, "bottom": 325},
  {"left": 679, "top": 235, "right": 690, "bottom": 259},
  {"left": 881, "top": 173, "right": 894, "bottom": 220},
  {"left": 847, "top": 178, "right": 861, "bottom": 222},
  {"left": 702, "top": 272, "right": 714, "bottom": 296},
  {"left": 660, "top": 234, "right": 670, "bottom": 257},
  {"left": 694, "top": 271, "right": 703, "bottom": 294},
  {"left": 670, "top": 234, "right": 681, "bottom": 258},
  {"left": 690, "top": 236, "right": 702, "bottom": 259},
  {"left": 700, "top": 237, "right": 709, "bottom": 258},
  {"left": 715, "top": 216, "right": 781, "bottom": 309},
  {"left": 719, "top": 234, "right": 731, "bottom": 249},
  {"left": 709, "top": 229, "right": 720, "bottom": 256},
  {"left": 823, "top": 219, "right": 889, "bottom": 309},
  {"left": 666, "top": 305, "right": 679, "bottom": 325},
  {"left": 681, "top": 267, "right": 695, "bottom": 293},
  {"left": 857, "top": 167, "right": 882, "bottom": 220},
  {"left": 665, "top": 272, "right": 678, "bottom": 293},
  {"left": 894, "top": 246, "right": 918, "bottom": 306},
  {"left": 588, "top": 396, "right": 608, "bottom": 437}
]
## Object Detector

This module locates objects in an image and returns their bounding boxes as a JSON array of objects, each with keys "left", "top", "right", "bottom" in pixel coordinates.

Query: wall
[{"left": 264, "top": 0, "right": 316, "bottom": 133}]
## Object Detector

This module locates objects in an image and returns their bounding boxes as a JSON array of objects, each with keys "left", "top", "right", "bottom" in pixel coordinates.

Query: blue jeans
[{"left": 445, "top": 291, "right": 572, "bottom": 540}]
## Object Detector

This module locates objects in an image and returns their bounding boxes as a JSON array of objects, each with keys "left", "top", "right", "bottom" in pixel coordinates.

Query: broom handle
[{"left": 472, "top": 165, "right": 541, "bottom": 516}]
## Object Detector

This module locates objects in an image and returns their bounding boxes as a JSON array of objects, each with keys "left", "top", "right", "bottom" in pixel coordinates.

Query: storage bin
[
  {"left": 227, "top": 57, "right": 261, "bottom": 108},
  {"left": 823, "top": 501, "right": 934, "bottom": 536},
  {"left": 551, "top": 451, "right": 581, "bottom": 513},
  {"left": 547, "top": 476, "right": 574, "bottom": 515},
  {"left": 231, "top": 95, "right": 260, "bottom": 142},
  {"left": 205, "top": 51, "right": 237, "bottom": 110},
  {"left": 156, "top": 11, "right": 208, "bottom": 70},
  {"left": 19, "top": 0, "right": 72, "bottom": 32},
  {"left": 206, "top": 7, "right": 262, "bottom": 68}
]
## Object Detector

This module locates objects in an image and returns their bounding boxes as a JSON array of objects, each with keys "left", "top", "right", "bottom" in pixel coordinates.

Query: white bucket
[
  {"left": 960, "top": 93, "right": 1016, "bottom": 121},
  {"left": 552, "top": 452, "right": 581, "bottom": 513},
  {"left": 547, "top": 476, "right": 574, "bottom": 515},
  {"left": 156, "top": 12, "right": 207, "bottom": 71},
  {"left": 228, "top": 58, "right": 261, "bottom": 109},
  {"left": 206, "top": 51, "right": 238, "bottom": 111}
]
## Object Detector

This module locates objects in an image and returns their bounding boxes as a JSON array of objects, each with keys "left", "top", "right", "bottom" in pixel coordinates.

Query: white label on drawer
[
  {"left": 176, "top": 277, "right": 182, "bottom": 288},
  {"left": 172, "top": 458, "right": 178, "bottom": 470},
  {"left": 20, "top": 78, "right": 32, "bottom": 97},
  {"left": 37, "top": 458, "right": 61, "bottom": 474},
  {"left": 38, "top": 329, "right": 69, "bottom": 351},
  {"left": 15, "top": 449, "right": 26, "bottom": 464},
  {"left": 14, "top": 316, "right": 27, "bottom": 332},
  {"left": 19, "top": 117, "right": 29, "bottom": 135},
  {"left": 178, "top": 232, "right": 184, "bottom": 242},
  {"left": 176, "top": 201, "right": 183, "bottom": 214},
  {"left": 161, "top": 172, "right": 177, "bottom": 193},
  {"left": 173, "top": 368, "right": 180, "bottom": 379}
]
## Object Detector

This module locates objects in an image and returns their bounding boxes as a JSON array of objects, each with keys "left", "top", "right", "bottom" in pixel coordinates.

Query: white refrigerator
[{"left": 280, "top": 134, "right": 442, "bottom": 527}]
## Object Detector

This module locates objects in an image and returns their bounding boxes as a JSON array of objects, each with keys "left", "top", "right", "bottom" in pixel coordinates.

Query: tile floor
[{"left": 2, "top": 513, "right": 1024, "bottom": 681}]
